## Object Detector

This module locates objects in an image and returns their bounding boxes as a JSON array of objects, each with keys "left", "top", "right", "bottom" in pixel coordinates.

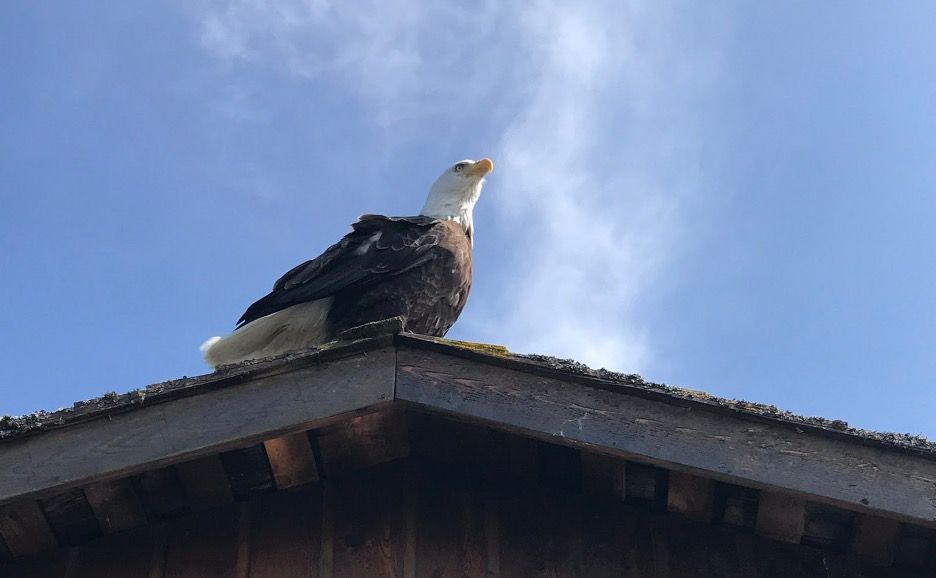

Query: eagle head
[{"left": 420, "top": 158, "right": 493, "bottom": 242}]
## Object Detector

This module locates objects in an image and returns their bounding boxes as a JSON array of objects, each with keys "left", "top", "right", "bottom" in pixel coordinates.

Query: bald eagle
[{"left": 200, "top": 158, "right": 492, "bottom": 368}]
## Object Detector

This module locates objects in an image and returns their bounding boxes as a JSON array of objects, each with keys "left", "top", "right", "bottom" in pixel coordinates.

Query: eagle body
[
  {"left": 325, "top": 217, "right": 472, "bottom": 337},
  {"left": 201, "top": 159, "right": 491, "bottom": 369}
]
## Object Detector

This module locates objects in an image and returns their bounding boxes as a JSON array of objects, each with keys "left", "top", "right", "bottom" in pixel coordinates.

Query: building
[{"left": 1, "top": 334, "right": 934, "bottom": 576}]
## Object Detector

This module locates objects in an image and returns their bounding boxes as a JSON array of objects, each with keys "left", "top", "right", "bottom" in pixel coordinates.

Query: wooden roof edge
[
  {"left": 7, "top": 332, "right": 930, "bottom": 462},
  {"left": 0, "top": 343, "right": 397, "bottom": 505},
  {"left": 395, "top": 340, "right": 936, "bottom": 527},
  {"left": 0, "top": 334, "right": 395, "bottom": 444},
  {"left": 396, "top": 334, "right": 936, "bottom": 461},
  {"left": 2, "top": 332, "right": 935, "bottom": 526}
]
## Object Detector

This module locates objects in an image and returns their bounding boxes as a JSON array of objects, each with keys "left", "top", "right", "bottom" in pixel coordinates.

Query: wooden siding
[
  {"left": 3, "top": 411, "right": 933, "bottom": 578},
  {"left": 1, "top": 460, "right": 928, "bottom": 578}
]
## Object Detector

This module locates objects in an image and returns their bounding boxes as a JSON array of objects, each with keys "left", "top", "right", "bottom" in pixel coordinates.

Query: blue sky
[{"left": 2, "top": 2, "right": 935, "bottom": 438}]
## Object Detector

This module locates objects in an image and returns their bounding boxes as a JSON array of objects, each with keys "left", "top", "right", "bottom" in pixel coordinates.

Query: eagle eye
[{"left": 453, "top": 163, "right": 467, "bottom": 173}]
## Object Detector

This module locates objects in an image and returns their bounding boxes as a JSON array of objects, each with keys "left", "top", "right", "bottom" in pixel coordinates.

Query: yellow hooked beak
[{"left": 469, "top": 158, "right": 494, "bottom": 177}]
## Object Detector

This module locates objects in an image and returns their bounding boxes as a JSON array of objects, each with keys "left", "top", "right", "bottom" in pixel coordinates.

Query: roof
[{"left": 1, "top": 333, "right": 934, "bottom": 531}]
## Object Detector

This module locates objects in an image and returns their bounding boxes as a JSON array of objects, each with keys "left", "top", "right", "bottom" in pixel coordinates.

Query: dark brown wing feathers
[{"left": 236, "top": 215, "right": 462, "bottom": 327}]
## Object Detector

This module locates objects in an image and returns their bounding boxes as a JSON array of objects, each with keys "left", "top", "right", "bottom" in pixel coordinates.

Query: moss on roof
[
  {"left": 2, "top": 334, "right": 933, "bottom": 458},
  {"left": 516, "top": 351, "right": 935, "bottom": 454}
]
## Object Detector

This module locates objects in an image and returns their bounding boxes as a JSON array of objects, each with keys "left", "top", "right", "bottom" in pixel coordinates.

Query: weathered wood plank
[
  {"left": 319, "top": 483, "right": 336, "bottom": 578},
  {"left": 755, "top": 492, "right": 805, "bottom": 544},
  {"left": 331, "top": 462, "right": 407, "bottom": 577},
  {"left": 163, "top": 504, "right": 240, "bottom": 578},
  {"left": 715, "top": 483, "right": 759, "bottom": 531},
  {"left": 219, "top": 445, "right": 275, "bottom": 500},
  {"left": 135, "top": 467, "right": 187, "bottom": 521},
  {"left": 499, "top": 490, "right": 585, "bottom": 576},
  {"left": 315, "top": 407, "right": 409, "bottom": 479},
  {"left": 235, "top": 501, "right": 254, "bottom": 578},
  {"left": 38, "top": 488, "right": 100, "bottom": 547},
  {"left": 248, "top": 486, "right": 322, "bottom": 578},
  {"left": 175, "top": 456, "right": 233, "bottom": 511},
  {"left": 579, "top": 498, "right": 639, "bottom": 577},
  {"left": 625, "top": 462, "right": 667, "bottom": 510},
  {"left": 667, "top": 470, "right": 714, "bottom": 523},
  {"left": 83, "top": 478, "right": 147, "bottom": 534},
  {"left": 850, "top": 514, "right": 901, "bottom": 566},
  {"left": 801, "top": 503, "right": 855, "bottom": 552},
  {"left": 484, "top": 493, "right": 499, "bottom": 577},
  {"left": 0, "top": 347, "right": 395, "bottom": 506},
  {"left": 411, "top": 471, "right": 486, "bottom": 578},
  {"left": 4, "top": 454, "right": 934, "bottom": 577},
  {"left": 396, "top": 345, "right": 936, "bottom": 526},
  {"left": 0, "top": 501, "right": 57, "bottom": 557},
  {"left": 264, "top": 432, "right": 319, "bottom": 489}
]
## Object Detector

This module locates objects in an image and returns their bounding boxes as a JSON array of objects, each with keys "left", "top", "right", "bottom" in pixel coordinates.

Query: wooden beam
[
  {"left": 667, "top": 471, "right": 713, "bottom": 523},
  {"left": 38, "top": 488, "right": 100, "bottom": 547},
  {"left": 755, "top": 492, "right": 805, "bottom": 544},
  {"left": 263, "top": 432, "right": 319, "bottom": 489},
  {"left": 84, "top": 478, "right": 147, "bottom": 534},
  {"left": 625, "top": 462, "right": 667, "bottom": 510},
  {"left": 396, "top": 345, "right": 936, "bottom": 526},
  {"left": 175, "top": 456, "right": 234, "bottom": 511},
  {"left": 0, "top": 347, "right": 395, "bottom": 506},
  {"left": 136, "top": 467, "right": 187, "bottom": 520},
  {"left": 218, "top": 445, "right": 274, "bottom": 500},
  {"left": 849, "top": 514, "right": 901, "bottom": 566},
  {"left": 0, "top": 501, "right": 57, "bottom": 558},
  {"left": 715, "top": 483, "right": 759, "bottom": 530},
  {"left": 315, "top": 407, "right": 410, "bottom": 478}
]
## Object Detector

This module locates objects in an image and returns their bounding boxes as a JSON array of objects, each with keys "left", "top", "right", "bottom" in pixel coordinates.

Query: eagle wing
[{"left": 236, "top": 215, "right": 444, "bottom": 327}]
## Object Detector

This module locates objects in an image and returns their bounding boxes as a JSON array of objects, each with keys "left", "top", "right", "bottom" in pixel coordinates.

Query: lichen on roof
[
  {"left": 2, "top": 335, "right": 934, "bottom": 457},
  {"left": 517, "top": 351, "right": 936, "bottom": 455}
]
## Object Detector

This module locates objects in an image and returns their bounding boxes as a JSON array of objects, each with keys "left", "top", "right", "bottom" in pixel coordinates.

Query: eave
[{"left": 1, "top": 333, "right": 934, "bottom": 530}]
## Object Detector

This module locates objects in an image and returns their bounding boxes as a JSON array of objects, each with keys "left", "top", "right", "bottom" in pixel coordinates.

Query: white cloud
[
  {"left": 189, "top": 0, "right": 502, "bottom": 125},
  {"left": 186, "top": 0, "right": 725, "bottom": 372},
  {"left": 479, "top": 2, "right": 722, "bottom": 372}
]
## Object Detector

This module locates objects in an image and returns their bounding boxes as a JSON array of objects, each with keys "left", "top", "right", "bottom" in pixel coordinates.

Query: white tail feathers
[
  {"left": 199, "top": 298, "right": 334, "bottom": 370},
  {"left": 200, "top": 336, "right": 223, "bottom": 366}
]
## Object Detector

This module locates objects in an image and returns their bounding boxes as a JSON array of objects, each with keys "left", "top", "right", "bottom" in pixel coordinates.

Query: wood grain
[
  {"left": 84, "top": 478, "right": 147, "bottom": 534},
  {"left": 314, "top": 407, "right": 409, "bottom": 479},
  {"left": 330, "top": 463, "right": 406, "bottom": 578},
  {"left": 396, "top": 345, "right": 936, "bottom": 526},
  {"left": 248, "top": 486, "right": 322, "bottom": 578},
  {"left": 264, "top": 432, "right": 319, "bottom": 489},
  {"left": 38, "top": 488, "right": 100, "bottom": 547},
  {"left": 667, "top": 470, "right": 714, "bottom": 523},
  {"left": 0, "top": 501, "right": 57, "bottom": 557},
  {"left": 0, "top": 347, "right": 395, "bottom": 506},
  {"left": 2, "top": 453, "right": 933, "bottom": 577},
  {"left": 755, "top": 492, "right": 805, "bottom": 544}
]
